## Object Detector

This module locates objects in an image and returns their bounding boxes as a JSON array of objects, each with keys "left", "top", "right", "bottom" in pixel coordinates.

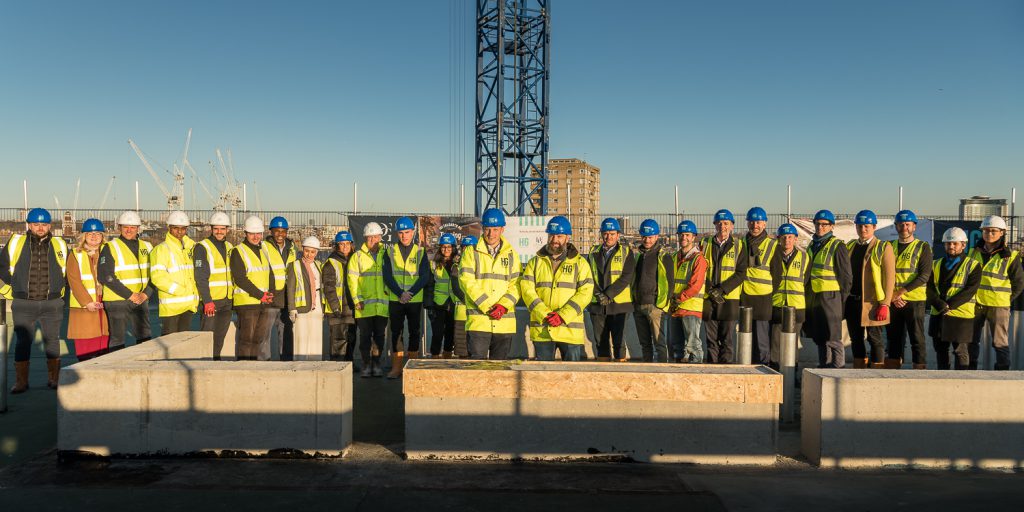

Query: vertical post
[
  {"left": 353, "top": 182, "right": 358, "bottom": 214},
  {"left": 23, "top": 180, "right": 28, "bottom": 210},
  {"left": 242, "top": 183, "right": 247, "bottom": 212},
  {"left": 787, "top": 185, "right": 792, "bottom": 219},
  {"left": 674, "top": 185, "right": 679, "bottom": 218},
  {"left": 1, "top": 299, "right": 8, "bottom": 413},
  {"left": 460, "top": 183, "right": 465, "bottom": 215},
  {"left": 737, "top": 306, "right": 753, "bottom": 364},
  {"left": 135, "top": 181, "right": 140, "bottom": 211},
  {"left": 899, "top": 186, "right": 904, "bottom": 211},
  {"left": 780, "top": 306, "right": 798, "bottom": 424}
]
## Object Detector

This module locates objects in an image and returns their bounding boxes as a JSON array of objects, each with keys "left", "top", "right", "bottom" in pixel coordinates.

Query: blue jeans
[
  {"left": 534, "top": 342, "right": 583, "bottom": 361},
  {"left": 670, "top": 315, "right": 704, "bottom": 363}
]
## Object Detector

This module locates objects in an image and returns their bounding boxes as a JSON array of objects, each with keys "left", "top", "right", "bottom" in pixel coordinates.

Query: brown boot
[
  {"left": 912, "top": 363, "right": 927, "bottom": 370},
  {"left": 883, "top": 358, "right": 903, "bottom": 369},
  {"left": 441, "top": 351, "right": 453, "bottom": 359},
  {"left": 11, "top": 361, "right": 29, "bottom": 394},
  {"left": 387, "top": 352, "right": 405, "bottom": 379},
  {"left": 853, "top": 358, "right": 869, "bottom": 369},
  {"left": 615, "top": 358, "right": 629, "bottom": 362},
  {"left": 47, "top": 358, "right": 62, "bottom": 389},
  {"left": 597, "top": 356, "right": 611, "bottom": 362},
  {"left": 869, "top": 361, "right": 885, "bottom": 369}
]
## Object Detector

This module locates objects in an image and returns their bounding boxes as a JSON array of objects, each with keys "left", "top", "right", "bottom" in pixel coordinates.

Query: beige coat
[{"left": 853, "top": 238, "right": 896, "bottom": 327}]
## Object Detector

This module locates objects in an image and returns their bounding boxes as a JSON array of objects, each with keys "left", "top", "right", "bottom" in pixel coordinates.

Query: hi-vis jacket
[{"left": 520, "top": 244, "right": 595, "bottom": 345}]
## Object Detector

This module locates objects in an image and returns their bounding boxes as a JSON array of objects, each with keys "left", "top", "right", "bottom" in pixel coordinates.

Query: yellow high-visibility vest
[
  {"left": 347, "top": 243, "right": 388, "bottom": 318},
  {"left": 520, "top": 251, "right": 594, "bottom": 345},
  {"left": 387, "top": 243, "right": 425, "bottom": 303},
  {"left": 743, "top": 236, "right": 778, "bottom": 296},
  {"left": 149, "top": 235, "right": 198, "bottom": 317},
  {"left": 69, "top": 249, "right": 99, "bottom": 309},
  {"left": 808, "top": 236, "right": 842, "bottom": 293},
  {"left": 672, "top": 251, "right": 705, "bottom": 312},
  {"left": 197, "top": 238, "right": 234, "bottom": 301},
  {"left": 458, "top": 237, "right": 521, "bottom": 333},
  {"left": 772, "top": 250, "right": 808, "bottom": 310},
  {"left": 233, "top": 243, "right": 270, "bottom": 307},
  {"left": 967, "top": 247, "right": 1020, "bottom": 308},
  {"left": 102, "top": 237, "right": 152, "bottom": 300},
  {"left": 847, "top": 240, "right": 887, "bottom": 301},
  {"left": 890, "top": 239, "right": 927, "bottom": 302},
  {"left": 263, "top": 240, "right": 296, "bottom": 292},
  {"left": 587, "top": 243, "right": 633, "bottom": 304},
  {"left": 931, "top": 258, "right": 980, "bottom": 318},
  {"left": 3, "top": 233, "right": 68, "bottom": 299},
  {"left": 290, "top": 259, "right": 323, "bottom": 310},
  {"left": 702, "top": 236, "right": 744, "bottom": 300}
]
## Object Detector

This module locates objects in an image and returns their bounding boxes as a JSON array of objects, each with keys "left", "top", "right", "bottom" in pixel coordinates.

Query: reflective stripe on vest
[
  {"left": 847, "top": 240, "right": 887, "bottom": 301},
  {"left": 150, "top": 236, "right": 197, "bottom": 317},
  {"left": 69, "top": 249, "right": 99, "bottom": 308},
  {"left": 932, "top": 258, "right": 979, "bottom": 318},
  {"left": 262, "top": 240, "right": 294, "bottom": 292},
  {"left": 890, "top": 239, "right": 926, "bottom": 302},
  {"left": 198, "top": 238, "right": 233, "bottom": 301},
  {"left": 348, "top": 243, "right": 388, "bottom": 318},
  {"left": 459, "top": 238, "right": 520, "bottom": 333},
  {"left": 702, "top": 236, "right": 743, "bottom": 300},
  {"left": 809, "top": 237, "right": 841, "bottom": 293},
  {"left": 588, "top": 243, "right": 633, "bottom": 304},
  {"left": 387, "top": 244, "right": 424, "bottom": 302},
  {"left": 523, "top": 253, "right": 593, "bottom": 344},
  {"left": 968, "top": 248, "right": 1019, "bottom": 308},
  {"left": 103, "top": 237, "right": 152, "bottom": 300},
  {"left": 291, "top": 259, "right": 322, "bottom": 310},
  {"left": 772, "top": 250, "right": 808, "bottom": 310},
  {"left": 233, "top": 243, "right": 270, "bottom": 307},
  {"left": 743, "top": 236, "right": 778, "bottom": 296},
  {"left": 5, "top": 234, "right": 69, "bottom": 299},
  {"left": 672, "top": 251, "right": 705, "bottom": 312},
  {"left": 433, "top": 261, "right": 453, "bottom": 305},
  {"left": 322, "top": 257, "right": 346, "bottom": 314}
]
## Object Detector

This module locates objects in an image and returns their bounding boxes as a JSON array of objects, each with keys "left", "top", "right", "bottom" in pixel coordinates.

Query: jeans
[
  {"left": 200, "top": 299, "right": 233, "bottom": 359},
  {"left": 12, "top": 298, "right": 63, "bottom": 362},
  {"left": 846, "top": 297, "right": 885, "bottom": 363},
  {"left": 633, "top": 304, "right": 667, "bottom": 362},
  {"left": 750, "top": 320, "right": 771, "bottom": 365},
  {"left": 236, "top": 308, "right": 276, "bottom": 360},
  {"left": 104, "top": 298, "right": 152, "bottom": 349},
  {"left": 670, "top": 315, "right": 703, "bottom": 363},
  {"left": 160, "top": 311, "right": 194, "bottom": 336},
  {"left": 885, "top": 300, "right": 927, "bottom": 364},
  {"left": 357, "top": 315, "right": 388, "bottom": 366},
  {"left": 467, "top": 331, "right": 512, "bottom": 359},
  {"left": 534, "top": 342, "right": 582, "bottom": 361}
]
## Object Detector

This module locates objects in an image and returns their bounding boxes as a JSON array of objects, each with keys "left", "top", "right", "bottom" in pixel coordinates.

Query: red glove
[
  {"left": 260, "top": 292, "right": 274, "bottom": 304},
  {"left": 874, "top": 305, "right": 889, "bottom": 322},
  {"left": 203, "top": 302, "right": 217, "bottom": 317},
  {"left": 488, "top": 304, "right": 508, "bottom": 320},
  {"left": 545, "top": 312, "right": 563, "bottom": 327}
]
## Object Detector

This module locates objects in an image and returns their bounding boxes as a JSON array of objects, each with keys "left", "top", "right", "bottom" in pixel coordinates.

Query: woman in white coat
[{"left": 287, "top": 236, "right": 325, "bottom": 361}]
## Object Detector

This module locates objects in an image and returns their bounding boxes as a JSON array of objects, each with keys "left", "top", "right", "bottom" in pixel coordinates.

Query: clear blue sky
[{"left": 1, "top": 0, "right": 1021, "bottom": 216}]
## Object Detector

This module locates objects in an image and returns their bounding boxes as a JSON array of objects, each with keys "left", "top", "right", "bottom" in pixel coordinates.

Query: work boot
[
  {"left": 46, "top": 358, "right": 61, "bottom": 389},
  {"left": 994, "top": 364, "right": 1011, "bottom": 371},
  {"left": 883, "top": 358, "right": 902, "bottom": 369},
  {"left": 615, "top": 358, "right": 629, "bottom": 362},
  {"left": 442, "top": 351, "right": 453, "bottom": 359},
  {"left": 11, "top": 361, "right": 29, "bottom": 394},
  {"left": 869, "top": 361, "right": 885, "bottom": 369},
  {"left": 371, "top": 360, "right": 384, "bottom": 377},
  {"left": 360, "top": 363, "right": 372, "bottom": 378},
  {"left": 912, "top": 363, "right": 927, "bottom": 370},
  {"left": 853, "top": 358, "right": 869, "bottom": 369},
  {"left": 387, "top": 352, "right": 405, "bottom": 379},
  {"left": 597, "top": 356, "right": 611, "bottom": 362}
]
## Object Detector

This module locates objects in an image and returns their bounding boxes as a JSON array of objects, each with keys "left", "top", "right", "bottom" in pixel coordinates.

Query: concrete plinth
[
  {"left": 404, "top": 360, "right": 782, "bottom": 464},
  {"left": 57, "top": 331, "right": 352, "bottom": 458},
  {"left": 802, "top": 369, "right": 1024, "bottom": 469}
]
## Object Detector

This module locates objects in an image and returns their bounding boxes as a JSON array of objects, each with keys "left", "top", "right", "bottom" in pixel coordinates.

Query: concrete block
[
  {"left": 802, "top": 369, "right": 1024, "bottom": 469},
  {"left": 404, "top": 360, "right": 782, "bottom": 464},
  {"left": 57, "top": 331, "right": 352, "bottom": 458}
]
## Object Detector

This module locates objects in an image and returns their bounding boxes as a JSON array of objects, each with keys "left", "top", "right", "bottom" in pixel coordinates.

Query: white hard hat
[
  {"left": 243, "top": 216, "right": 265, "bottom": 234},
  {"left": 118, "top": 210, "right": 142, "bottom": 226},
  {"left": 302, "top": 236, "right": 320, "bottom": 249},
  {"left": 209, "top": 212, "right": 231, "bottom": 227},
  {"left": 166, "top": 210, "right": 190, "bottom": 227},
  {"left": 980, "top": 215, "right": 1007, "bottom": 231},
  {"left": 942, "top": 227, "right": 968, "bottom": 243},
  {"left": 363, "top": 222, "right": 384, "bottom": 237}
]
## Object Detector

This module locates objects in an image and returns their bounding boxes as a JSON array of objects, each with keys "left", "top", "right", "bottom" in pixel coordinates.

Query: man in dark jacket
[
  {"left": 701, "top": 209, "right": 749, "bottom": 364},
  {"left": 323, "top": 231, "right": 357, "bottom": 363},
  {"left": 587, "top": 218, "right": 636, "bottom": 361},
  {"left": 632, "top": 219, "right": 675, "bottom": 362},
  {"left": 741, "top": 207, "right": 781, "bottom": 366},
  {"left": 805, "top": 210, "right": 852, "bottom": 368}
]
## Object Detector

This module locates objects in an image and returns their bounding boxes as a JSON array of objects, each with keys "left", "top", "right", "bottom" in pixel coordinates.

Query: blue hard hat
[
  {"left": 600, "top": 217, "right": 621, "bottom": 233},
  {"left": 81, "top": 218, "right": 105, "bottom": 233},
  {"left": 895, "top": 209, "right": 918, "bottom": 224},
  {"left": 438, "top": 233, "right": 457, "bottom": 246},
  {"left": 269, "top": 216, "right": 289, "bottom": 229},
  {"left": 334, "top": 231, "right": 353, "bottom": 243},
  {"left": 746, "top": 207, "right": 767, "bottom": 222},
  {"left": 676, "top": 220, "right": 698, "bottom": 235},
  {"left": 639, "top": 219, "right": 660, "bottom": 236},
  {"left": 855, "top": 210, "right": 878, "bottom": 226},
  {"left": 546, "top": 215, "right": 572, "bottom": 235},
  {"left": 714, "top": 209, "right": 735, "bottom": 224},
  {"left": 395, "top": 216, "right": 415, "bottom": 232},
  {"left": 26, "top": 208, "right": 51, "bottom": 224},
  {"left": 777, "top": 223, "right": 798, "bottom": 237},
  {"left": 813, "top": 209, "right": 836, "bottom": 225},
  {"left": 481, "top": 208, "right": 506, "bottom": 228},
  {"left": 461, "top": 235, "right": 478, "bottom": 247}
]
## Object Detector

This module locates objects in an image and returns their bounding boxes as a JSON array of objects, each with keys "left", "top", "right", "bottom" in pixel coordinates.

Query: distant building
[
  {"left": 959, "top": 195, "right": 1007, "bottom": 220},
  {"left": 538, "top": 159, "right": 601, "bottom": 250}
]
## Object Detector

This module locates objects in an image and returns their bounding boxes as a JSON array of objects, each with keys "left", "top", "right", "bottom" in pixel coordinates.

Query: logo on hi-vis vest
[
  {"left": 57, "top": 250, "right": 64, "bottom": 260},
  {"left": 501, "top": 256, "right": 510, "bottom": 267},
  {"left": 562, "top": 264, "right": 575, "bottom": 275}
]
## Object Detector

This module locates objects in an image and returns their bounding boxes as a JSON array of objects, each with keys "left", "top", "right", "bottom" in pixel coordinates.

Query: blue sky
[{"left": 1, "top": 0, "right": 1021, "bottom": 216}]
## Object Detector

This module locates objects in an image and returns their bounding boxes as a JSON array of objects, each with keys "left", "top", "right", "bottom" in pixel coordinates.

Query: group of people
[{"left": 2, "top": 204, "right": 1021, "bottom": 394}]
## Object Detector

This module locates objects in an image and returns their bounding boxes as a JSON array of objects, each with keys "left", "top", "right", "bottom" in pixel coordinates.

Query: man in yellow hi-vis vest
[
  {"left": 0, "top": 208, "right": 68, "bottom": 393},
  {"left": 382, "top": 216, "right": 431, "bottom": 378},
  {"left": 884, "top": 210, "right": 933, "bottom": 369},
  {"left": 587, "top": 218, "right": 635, "bottom": 362},
  {"left": 769, "top": 224, "right": 810, "bottom": 370},
  {"left": 521, "top": 216, "right": 594, "bottom": 361},
  {"left": 741, "top": 207, "right": 780, "bottom": 366},
  {"left": 845, "top": 210, "right": 896, "bottom": 369},
  {"left": 968, "top": 215, "right": 1024, "bottom": 370},
  {"left": 806, "top": 210, "right": 852, "bottom": 368},
  {"left": 230, "top": 216, "right": 277, "bottom": 360},
  {"left": 701, "top": 209, "right": 748, "bottom": 364},
  {"left": 149, "top": 210, "right": 198, "bottom": 336},
  {"left": 632, "top": 219, "right": 674, "bottom": 362},
  {"left": 349, "top": 222, "right": 390, "bottom": 376},
  {"left": 670, "top": 220, "right": 706, "bottom": 363},
  {"left": 194, "top": 212, "right": 234, "bottom": 359},
  {"left": 262, "top": 216, "right": 297, "bottom": 361},
  {"left": 928, "top": 227, "right": 982, "bottom": 370},
  {"left": 98, "top": 210, "right": 152, "bottom": 351},
  {"left": 459, "top": 208, "right": 521, "bottom": 360}
]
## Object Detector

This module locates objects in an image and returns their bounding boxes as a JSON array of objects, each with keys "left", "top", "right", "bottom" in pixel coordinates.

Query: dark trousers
[
  {"left": 453, "top": 320, "right": 469, "bottom": 357},
  {"left": 845, "top": 298, "right": 885, "bottom": 363},
  {"left": 467, "top": 331, "right": 512, "bottom": 360},
  {"left": 428, "top": 306, "right": 455, "bottom": 355},
  {"left": 328, "top": 319, "right": 357, "bottom": 361},
  {"left": 104, "top": 298, "right": 152, "bottom": 349},
  {"left": 277, "top": 307, "right": 294, "bottom": 361},
  {"left": 886, "top": 300, "right": 927, "bottom": 364},
  {"left": 932, "top": 338, "right": 971, "bottom": 370},
  {"left": 200, "top": 299, "right": 233, "bottom": 360},
  {"left": 389, "top": 301, "right": 423, "bottom": 353},
  {"left": 12, "top": 298, "right": 63, "bottom": 362},
  {"left": 705, "top": 318, "right": 736, "bottom": 363},
  {"left": 750, "top": 320, "right": 771, "bottom": 365},
  {"left": 236, "top": 308, "right": 275, "bottom": 360},
  {"left": 358, "top": 315, "right": 388, "bottom": 366},
  {"left": 591, "top": 312, "right": 628, "bottom": 359},
  {"left": 160, "top": 311, "right": 194, "bottom": 336},
  {"left": 972, "top": 305, "right": 1012, "bottom": 370}
]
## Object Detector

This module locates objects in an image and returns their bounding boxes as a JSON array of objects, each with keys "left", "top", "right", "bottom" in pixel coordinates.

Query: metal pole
[
  {"left": 737, "top": 306, "right": 753, "bottom": 364},
  {"left": 23, "top": 180, "right": 28, "bottom": 210},
  {"left": 674, "top": 185, "right": 679, "bottom": 218},
  {"left": 135, "top": 180, "right": 140, "bottom": 211},
  {"left": 899, "top": 186, "right": 904, "bottom": 211},
  {"left": 787, "top": 185, "right": 792, "bottom": 219},
  {"left": 1, "top": 299, "right": 8, "bottom": 413},
  {"left": 780, "top": 306, "right": 798, "bottom": 424},
  {"left": 460, "top": 183, "right": 465, "bottom": 215},
  {"left": 353, "top": 182, "right": 358, "bottom": 214}
]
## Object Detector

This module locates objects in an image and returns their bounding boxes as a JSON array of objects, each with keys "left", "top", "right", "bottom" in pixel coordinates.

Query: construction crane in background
[
  {"left": 98, "top": 176, "right": 117, "bottom": 209},
  {"left": 127, "top": 130, "right": 188, "bottom": 210}
]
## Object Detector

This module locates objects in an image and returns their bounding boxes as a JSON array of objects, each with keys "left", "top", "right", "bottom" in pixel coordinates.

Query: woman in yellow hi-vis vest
[
  {"left": 968, "top": 215, "right": 1024, "bottom": 370},
  {"left": 66, "top": 219, "right": 110, "bottom": 361},
  {"left": 427, "top": 233, "right": 459, "bottom": 358},
  {"left": 287, "top": 237, "right": 326, "bottom": 361}
]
